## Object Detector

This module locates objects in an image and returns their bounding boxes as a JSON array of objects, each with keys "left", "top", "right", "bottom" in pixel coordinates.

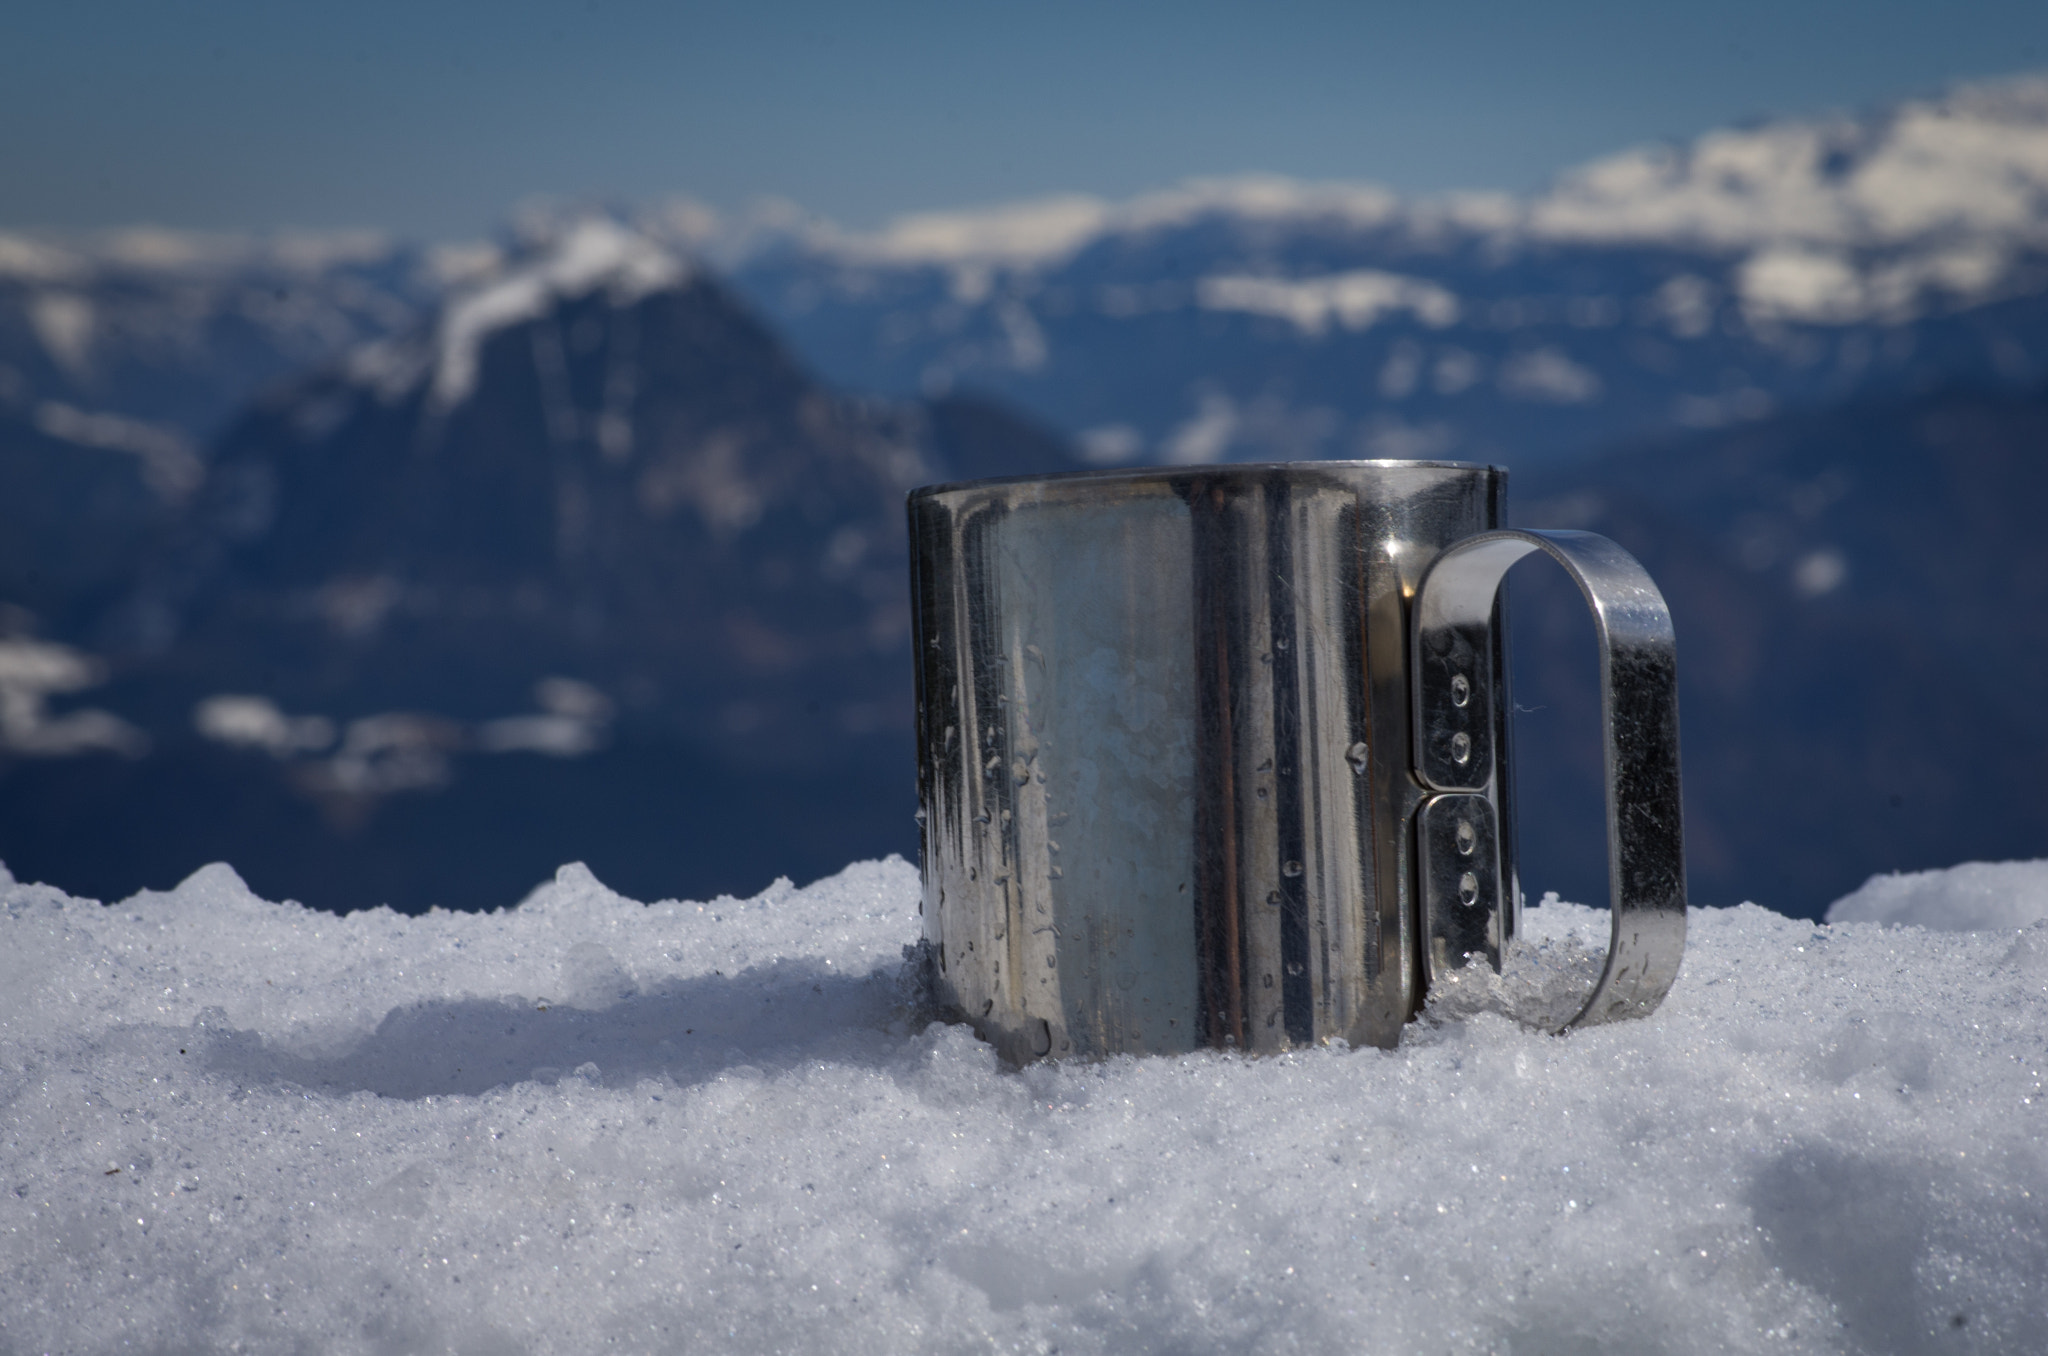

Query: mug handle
[{"left": 1410, "top": 529, "right": 1686, "bottom": 1029}]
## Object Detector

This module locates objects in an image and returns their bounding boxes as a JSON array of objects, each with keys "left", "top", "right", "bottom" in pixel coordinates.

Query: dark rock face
[{"left": 137, "top": 275, "right": 929, "bottom": 759}]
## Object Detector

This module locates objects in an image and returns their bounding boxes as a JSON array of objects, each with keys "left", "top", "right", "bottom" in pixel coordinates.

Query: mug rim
[{"left": 910, "top": 458, "right": 1504, "bottom": 501}]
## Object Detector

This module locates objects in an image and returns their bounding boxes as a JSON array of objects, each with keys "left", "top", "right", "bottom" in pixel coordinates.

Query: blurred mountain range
[{"left": 2, "top": 74, "right": 2046, "bottom": 915}]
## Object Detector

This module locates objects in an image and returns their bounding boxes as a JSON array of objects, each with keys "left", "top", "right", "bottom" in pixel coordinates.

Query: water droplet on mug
[
  {"left": 1256, "top": 787, "right": 1269, "bottom": 802},
  {"left": 1458, "top": 872, "right": 1480, "bottom": 906},
  {"left": 913, "top": 806, "right": 928, "bottom": 825},
  {"left": 981, "top": 998, "right": 994, "bottom": 1017},
  {"left": 1455, "top": 819, "right": 1476, "bottom": 855},
  {"left": 1031, "top": 1019, "right": 1053, "bottom": 1057},
  {"left": 1346, "top": 742, "right": 1369, "bottom": 774},
  {"left": 1263, "top": 973, "right": 1274, "bottom": 989},
  {"left": 1266, "top": 890, "right": 1282, "bottom": 907},
  {"left": 1450, "top": 732, "right": 1472, "bottom": 764},
  {"left": 975, "top": 811, "right": 991, "bottom": 825},
  {"left": 1282, "top": 860, "right": 1304, "bottom": 878},
  {"left": 1450, "top": 674, "right": 1470, "bottom": 706},
  {"left": 1012, "top": 759, "right": 1031, "bottom": 786}
]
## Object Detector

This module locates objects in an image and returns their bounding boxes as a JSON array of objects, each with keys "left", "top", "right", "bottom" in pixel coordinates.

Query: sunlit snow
[{"left": 4, "top": 854, "right": 2046, "bottom": 1352}]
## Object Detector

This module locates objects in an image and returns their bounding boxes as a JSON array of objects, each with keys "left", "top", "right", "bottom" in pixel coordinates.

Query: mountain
[
  {"left": 0, "top": 228, "right": 449, "bottom": 441},
  {"left": 1508, "top": 378, "right": 2048, "bottom": 917},
  {"left": 8, "top": 75, "right": 2048, "bottom": 481},
  {"left": 726, "top": 75, "right": 2048, "bottom": 468},
  {"left": 6, "top": 74, "right": 2048, "bottom": 917},
  {"left": 0, "top": 219, "right": 1081, "bottom": 910}
]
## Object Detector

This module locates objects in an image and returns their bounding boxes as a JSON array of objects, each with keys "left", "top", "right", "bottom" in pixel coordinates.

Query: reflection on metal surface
[
  {"left": 1411, "top": 529, "right": 1686, "bottom": 1028},
  {"left": 1418, "top": 792, "right": 1504, "bottom": 976},
  {"left": 911, "top": 463, "right": 1685, "bottom": 1061}
]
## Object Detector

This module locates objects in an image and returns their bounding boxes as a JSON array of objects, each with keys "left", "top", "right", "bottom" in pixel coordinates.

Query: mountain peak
[{"left": 404, "top": 217, "right": 692, "bottom": 411}]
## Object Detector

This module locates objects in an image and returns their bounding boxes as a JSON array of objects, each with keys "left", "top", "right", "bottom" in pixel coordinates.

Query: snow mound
[
  {"left": 3, "top": 856, "right": 2045, "bottom": 1353},
  {"left": 1826, "top": 857, "right": 2048, "bottom": 931}
]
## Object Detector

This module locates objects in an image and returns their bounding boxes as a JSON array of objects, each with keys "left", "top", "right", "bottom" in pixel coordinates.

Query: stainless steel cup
[{"left": 909, "top": 460, "right": 1684, "bottom": 1062}]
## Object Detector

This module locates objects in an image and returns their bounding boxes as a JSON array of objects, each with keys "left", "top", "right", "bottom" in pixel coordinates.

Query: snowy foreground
[{"left": 3, "top": 858, "right": 2046, "bottom": 1355}]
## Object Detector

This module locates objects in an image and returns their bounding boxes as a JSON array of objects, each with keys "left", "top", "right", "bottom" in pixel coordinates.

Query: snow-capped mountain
[
  {"left": 7, "top": 73, "right": 2048, "bottom": 913},
  {"left": 8, "top": 73, "right": 2048, "bottom": 475},
  {"left": 0, "top": 228, "right": 465, "bottom": 443},
  {"left": 725, "top": 73, "right": 2048, "bottom": 465},
  {"left": 119, "top": 217, "right": 1076, "bottom": 741},
  {"left": 0, "top": 218, "right": 1078, "bottom": 909}
]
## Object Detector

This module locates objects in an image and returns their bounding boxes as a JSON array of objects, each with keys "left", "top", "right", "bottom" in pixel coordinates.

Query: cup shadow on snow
[
  {"left": 195, "top": 958, "right": 920, "bottom": 1100},
  {"left": 1747, "top": 1141, "right": 2048, "bottom": 1355}
]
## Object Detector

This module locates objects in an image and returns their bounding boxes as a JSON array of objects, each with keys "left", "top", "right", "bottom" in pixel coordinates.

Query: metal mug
[{"left": 908, "top": 460, "right": 1684, "bottom": 1062}]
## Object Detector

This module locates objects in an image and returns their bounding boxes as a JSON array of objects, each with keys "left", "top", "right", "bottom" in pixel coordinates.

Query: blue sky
[{"left": 5, "top": 0, "right": 2046, "bottom": 237}]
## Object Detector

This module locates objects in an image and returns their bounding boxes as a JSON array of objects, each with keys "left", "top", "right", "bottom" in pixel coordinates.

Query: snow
[
  {"left": 32, "top": 400, "right": 204, "bottom": 502},
  {"left": 193, "top": 695, "right": 337, "bottom": 758},
  {"left": 424, "top": 217, "right": 689, "bottom": 411},
  {"left": 788, "top": 74, "right": 2048, "bottom": 292},
  {"left": 0, "top": 638, "right": 149, "bottom": 758},
  {"left": 4, "top": 854, "right": 2046, "bottom": 1353},
  {"left": 1826, "top": 859, "right": 2048, "bottom": 932},
  {"left": 830, "top": 178, "right": 1412, "bottom": 274},
  {"left": 771, "top": 74, "right": 2048, "bottom": 332},
  {"left": 850, "top": 194, "right": 1114, "bottom": 270},
  {"left": 1195, "top": 269, "right": 1461, "bottom": 338},
  {"left": 27, "top": 292, "right": 96, "bottom": 376},
  {"left": 0, "top": 235, "right": 87, "bottom": 284},
  {"left": 1496, "top": 346, "right": 1605, "bottom": 405},
  {"left": 1526, "top": 75, "right": 2048, "bottom": 252},
  {"left": 0, "top": 228, "right": 401, "bottom": 284}
]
